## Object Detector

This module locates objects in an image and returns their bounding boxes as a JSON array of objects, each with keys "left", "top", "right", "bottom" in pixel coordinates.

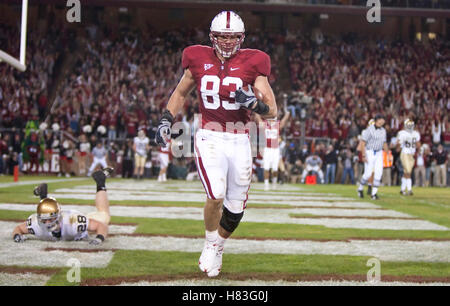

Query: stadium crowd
[{"left": 0, "top": 24, "right": 448, "bottom": 186}]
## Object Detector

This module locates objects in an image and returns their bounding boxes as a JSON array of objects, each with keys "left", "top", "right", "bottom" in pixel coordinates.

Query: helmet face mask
[
  {"left": 138, "top": 130, "right": 145, "bottom": 139},
  {"left": 39, "top": 216, "right": 60, "bottom": 232},
  {"left": 404, "top": 119, "right": 414, "bottom": 132},
  {"left": 210, "top": 11, "right": 245, "bottom": 59}
]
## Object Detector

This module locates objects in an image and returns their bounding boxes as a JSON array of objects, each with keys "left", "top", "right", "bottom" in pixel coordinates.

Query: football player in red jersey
[
  {"left": 155, "top": 11, "right": 277, "bottom": 277},
  {"left": 255, "top": 110, "right": 290, "bottom": 191}
]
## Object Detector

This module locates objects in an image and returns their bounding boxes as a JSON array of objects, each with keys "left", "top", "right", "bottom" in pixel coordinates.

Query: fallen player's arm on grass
[
  {"left": 12, "top": 222, "right": 29, "bottom": 242},
  {"left": 13, "top": 222, "right": 28, "bottom": 237},
  {"left": 88, "top": 219, "right": 108, "bottom": 239},
  {"left": 166, "top": 68, "right": 196, "bottom": 117}
]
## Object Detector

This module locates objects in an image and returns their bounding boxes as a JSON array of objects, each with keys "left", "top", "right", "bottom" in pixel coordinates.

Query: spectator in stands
[
  {"left": 290, "top": 160, "right": 303, "bottom": 184},
  {"left": 382, "top": 146, "right": 394, "bottom": 186},
  {"left": 414, "top": 146, "right": 427, "bottom": 187},
  {"left": 60, "top": 139, "right": 75, "bottom": 177},
  {"left": 340, "top": 149, "right": 355, "bottom": 185},
  {"left": 432, "top": 121, "right": 442, "bottom": 148},
  {"left": 434, "top": 144, "right": 448, "bottom": 187},
  {"left": 121, "top": 139, "right": 135, "bottom": 179},
  {"left": 77, "top": 134, "right": 91, "bottom": 176},
  {"left": 324, "top": 145, "right": 337, "bottom": 184}
]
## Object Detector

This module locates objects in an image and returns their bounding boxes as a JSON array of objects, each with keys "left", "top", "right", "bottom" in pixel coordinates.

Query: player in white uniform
[
  {"left": 157, "top": 140, "right": 171, "bottom": 182},
  {"left": 12, "top": 168, "right": 113, "bottom": 245},
  {"left": 397, "top": 119, "right": 421, "bottom": 195},
  {"left": 133, "top": 129, "right": 150, "bottom": 179},
  {"left": 87, "top": 142, "right": 108, "bottom": 176},
  {"left": 301, "top": 155, "right": 324, "bottom": 184}
]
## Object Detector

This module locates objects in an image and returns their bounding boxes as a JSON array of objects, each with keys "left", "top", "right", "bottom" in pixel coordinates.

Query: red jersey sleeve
[
  {"left": 182, "top": 46, "right": 196, "bottom": 70},
  {"left": 253, "top": 51, "right": 271, "bottom": 77}
]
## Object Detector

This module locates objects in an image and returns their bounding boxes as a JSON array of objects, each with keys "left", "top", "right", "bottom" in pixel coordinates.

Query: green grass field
[{"left": 0, "top": 175, "right": 448, "bottom": 286}]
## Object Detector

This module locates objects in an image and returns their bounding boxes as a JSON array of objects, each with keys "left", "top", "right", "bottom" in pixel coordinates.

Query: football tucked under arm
[{"left": 235, "top": 84, "right": 274, "bottom": 116}]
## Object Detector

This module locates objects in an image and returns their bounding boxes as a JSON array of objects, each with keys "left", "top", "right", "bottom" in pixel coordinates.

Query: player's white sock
[
  {"left": 272, "top": 177, "right": 277, "bottom": 184},
  {"left": 372, "top": 187, "right": 378, "bottom": 196},
  {"left": 401, "top": 177, "right": 406, "bottom": 191},
  {"left": 358, "top": 183, "right": 364, "bottom": 191},
  {"left": 264, "top": 179, "right": 269, "bottom": 186},
  {"left": 163, "top": 173, "right": 167, "bottom": 181},
  {"left": 217, "top": 233, "right": 227, "bottom": 247},
  {"left": 407, "top": 178, "right": 412, "bottom": 191},
  {"left": 205, "top": 230, "right": 218, "bottom": 243}
]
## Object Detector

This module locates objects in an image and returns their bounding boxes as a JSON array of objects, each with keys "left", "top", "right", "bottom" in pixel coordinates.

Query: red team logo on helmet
[{"left": 209, "top": 11, "right": 245, "bottom": 58}]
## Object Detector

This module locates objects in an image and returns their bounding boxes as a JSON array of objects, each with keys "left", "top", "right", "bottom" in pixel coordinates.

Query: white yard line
[
  {"left": 0, "top": 178, "right": 86, "bottom": 189},
  {"left": 51, "top": 189, "right": 352, "bottom": 203},
  {"left": 0, "top": 204, "right": 445, "bottom": 231},
  {"left": 0, "top": 272, "right": 52, "bottom": 286},
  {"left": 5, "top": 235, "right": 445, "bottom": 263}
]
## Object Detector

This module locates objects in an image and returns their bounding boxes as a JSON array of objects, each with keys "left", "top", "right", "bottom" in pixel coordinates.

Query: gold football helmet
[
  {"left": 404, "top": 119, "right": 414, "bottom": 132},
  {"left": 37, "top": 197, "right": 61, "bottom": 231}
]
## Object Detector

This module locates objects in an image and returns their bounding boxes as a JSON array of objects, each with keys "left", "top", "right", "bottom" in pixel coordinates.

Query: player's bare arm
[
  {"left": 167, "top": 68, "right": 196, "bottom": 117},
  {"left": 280, "top": 109, "right": 290, "bottom": 129},
  {"left": 253, "top": 113, "right": 263, "bottom": 124},
  {"left": 12, "top": 222, "right": 28, "bottom": 242},
  {"left": 156, "top": 68, "right": 196, "bottom": 146},
  {"left": 360, "top": 140, "right": 367, "bottom": 163},
  {"left": 254, "top": 75, "right": 277, "bottom": 119},
  {"left": 396, "top": 139, "right": 401, "bottom": 152}
]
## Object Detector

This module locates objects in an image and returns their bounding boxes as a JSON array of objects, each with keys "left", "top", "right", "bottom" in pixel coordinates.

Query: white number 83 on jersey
[{"left": 200, "top": 75, "right": 243, "bottom": 110}]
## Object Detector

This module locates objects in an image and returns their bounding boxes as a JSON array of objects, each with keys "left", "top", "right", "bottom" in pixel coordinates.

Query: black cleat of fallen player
[
  {"left": 33, "top": 183, "right": 48, "bottom": 199},
  {"left": 102, "top": 167, "right": 114, "bottom": 178},
  {"left": 92, "top": 167, "right": 114, "bottom": 192},
  {"left": 358, "top": 190, "right": 364, "bottom": 198}
]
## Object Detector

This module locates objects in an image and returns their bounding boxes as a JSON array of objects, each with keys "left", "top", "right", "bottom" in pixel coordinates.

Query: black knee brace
[{"left": 219, "top": 207, "right": 244, "bottom": 233}]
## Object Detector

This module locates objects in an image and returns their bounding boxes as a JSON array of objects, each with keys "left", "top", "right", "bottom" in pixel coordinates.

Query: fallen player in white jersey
[{"left": 12, "top": 167, "right": 114, "bottom": 245}]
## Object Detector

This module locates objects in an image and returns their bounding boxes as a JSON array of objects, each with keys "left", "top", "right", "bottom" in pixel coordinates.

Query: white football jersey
[
  {"left": 134, "top": 136, "right": 149, "bottom": 157},
  {"left": 26, "top": 209, "right": 89, "bottom": 241},
  {"left": 397, "top": 130, "right": 420, "bottom": 154}
]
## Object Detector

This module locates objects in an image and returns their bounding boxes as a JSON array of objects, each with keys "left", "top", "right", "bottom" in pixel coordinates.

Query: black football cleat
[
  {"left": 33, "top": 183, "right": 48, "bottom": 199},
  {"left": 92, "top": 167, "right": 114, "bottom": 186},
  {"left": 400, "top": 191, "right": 407, "bottom": 196},
  {"left": 408, "top": 191, "right": 413, "bottom": 196},
  {"left": 358, "top": 190, "right": 364, "bottom": 198},
  {"left": 367, "top": 185, "right": 372, "bottom": 195},
  {"left": 371, "top": 194, "right": 379, "bottom": 200},
  {"left": 102, "top": 167, "right": 114, "bottom": 178}
]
